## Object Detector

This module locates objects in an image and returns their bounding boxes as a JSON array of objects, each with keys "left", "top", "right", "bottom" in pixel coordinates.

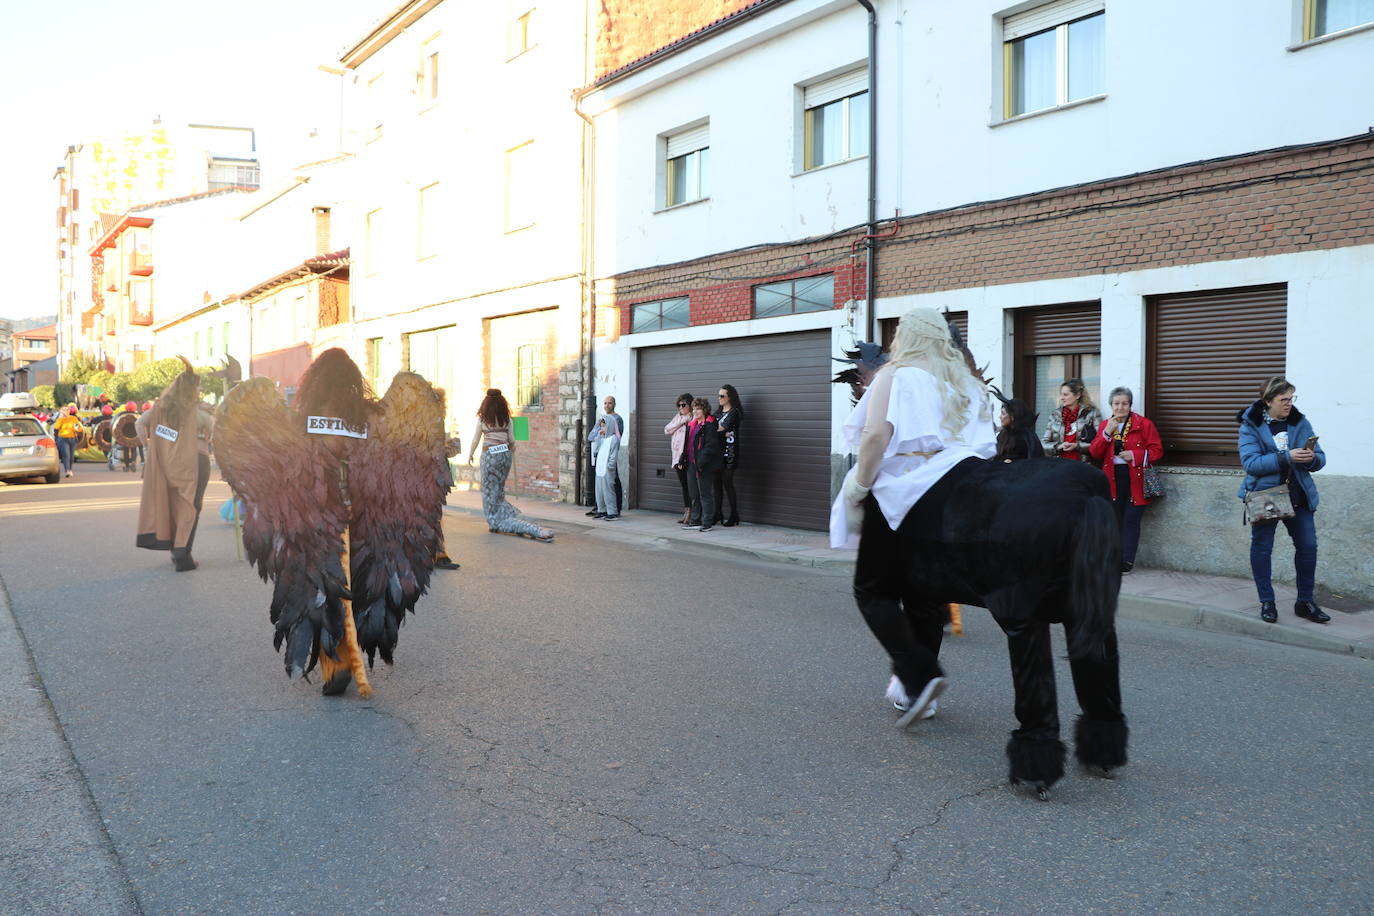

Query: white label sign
[
  {"left": 306, "top": 416, "right": 368, "bottom": 439},
  {"left": 155, "top": 424, "right": 179, "bottom": 443}
]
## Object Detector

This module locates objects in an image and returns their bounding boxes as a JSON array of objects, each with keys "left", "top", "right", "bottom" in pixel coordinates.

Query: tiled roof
[
  {"left": 132, "top": 186, "right": 256, "bottom": 212},
  {"left": 241, "top": 249, "right": 350, "bottom": 302},
  {"left": 593, "top": 0, "right": 781, "bottom": 86}
]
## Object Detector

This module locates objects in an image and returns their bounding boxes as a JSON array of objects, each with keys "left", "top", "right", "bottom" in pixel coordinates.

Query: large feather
[
  {"left": 348, "top": 371, "right": 451, "bottom": 667},
  {"left": 213, "top": 377, "right": 351, "bottom": 679}
]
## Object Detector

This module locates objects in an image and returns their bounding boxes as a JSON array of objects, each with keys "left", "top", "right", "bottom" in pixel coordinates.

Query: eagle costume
[{"left": 214, "top": 348, "right": 450, "bottom": 697}]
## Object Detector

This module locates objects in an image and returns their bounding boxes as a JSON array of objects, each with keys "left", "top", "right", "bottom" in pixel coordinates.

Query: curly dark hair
[
  {"left": 294, "top": 348, "right": 375, "bottom": 432},
  {"left": 477, "top": 388, "right": 511, "bottom": 428}
]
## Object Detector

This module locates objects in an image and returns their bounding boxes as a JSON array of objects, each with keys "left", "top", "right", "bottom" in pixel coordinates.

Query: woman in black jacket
[
  {"left": 712, "top": 384, "right": 744, "bottom": 526},
  {"left": 993, "top": 394, "right": 1045, "bottom": 462},
  {"left": 684, "top": 396, "right": 723, "bottom": 531}
]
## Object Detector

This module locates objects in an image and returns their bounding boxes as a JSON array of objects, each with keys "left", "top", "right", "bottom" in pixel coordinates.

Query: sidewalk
[{"left": 446, "top": 488, "right": 1374, "bottom": 661}]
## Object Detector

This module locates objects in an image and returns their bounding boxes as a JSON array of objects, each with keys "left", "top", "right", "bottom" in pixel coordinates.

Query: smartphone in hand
[{"left": 1304, "top": 435, "right": 1319, "bottom": 450}]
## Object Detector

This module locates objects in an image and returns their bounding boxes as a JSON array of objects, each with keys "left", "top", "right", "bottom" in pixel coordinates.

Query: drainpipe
[
  {"left": 855, "top": 0, "right": 878, "bottom": 343},
  {"left": 573, "top": 41, "right": 596, "bottom": 507}
]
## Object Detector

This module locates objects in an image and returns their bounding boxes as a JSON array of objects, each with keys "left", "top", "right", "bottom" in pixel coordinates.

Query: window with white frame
[
  {"left": 753, "top": 275, "right": 834, "bottom": 318},
  {"left": 515, "top": 343, "right": 542, "bottom": 407},
  {"left": 504, "top": 142, "right": 536, "bottom": 232},
  {"left": 207, "top": 158, "right": 260, "bottom": 190},
  {"left": 663, "top": 124, "right": 709, "bottom": 208},
  {"left": 418, "top": 182, "right": 441, "bottom": 259},
  {"left": 509, "top": 1, "right": 535, "bottom": 58},
  {"left": 1002, "top": 1, "right": 1105, "bottom": 119},
  {"left": 1304, "top": 0, "right": 1374, "bottom": 38},
  {"left": 365, "top": 208, "right": 384, "bottom": 274},
  {"left": 366, "top": 72, "right": 385, "bottom": 142},
  {"left": 419, "top": 36, "right": 440, "bottom": 104},
  {"left": 367, "top": 337, "right": 384, "bottom": 395},
  {"left": 630, "top": 296, "right": 690, "bottom": 333},
  {"left": 803, "top": 68, "right": 869, "bottom": 170}
]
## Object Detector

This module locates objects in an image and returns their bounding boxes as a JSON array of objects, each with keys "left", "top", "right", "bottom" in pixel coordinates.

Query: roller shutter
[
  {"left": 635, "top": 330, "right": 832, "bottom": 530},
  {"left": 1012, "top": 301, "right": 1102, "bottom": 421},
  {"left": 1147, "top": 285, "right": 1286, "bottom": 466}
]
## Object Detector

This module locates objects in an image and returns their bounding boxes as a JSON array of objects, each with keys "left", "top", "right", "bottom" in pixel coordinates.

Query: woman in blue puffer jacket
[{"left": 1237, "top": 376, "right": 1328, "bottom": 625}]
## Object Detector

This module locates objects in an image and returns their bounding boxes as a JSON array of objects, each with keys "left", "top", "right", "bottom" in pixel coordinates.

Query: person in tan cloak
[{"left": 135, "top": 362, "right": 214, "bottom": 571}]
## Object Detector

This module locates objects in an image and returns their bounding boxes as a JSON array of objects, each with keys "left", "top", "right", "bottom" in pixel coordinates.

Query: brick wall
[
  {"left": 604, "top": 237, "right": 867, "bottom": 333},
  {"left": 596, "top": 0, "right": 764, "bottom": 80},
  {"left": 600, "top": 134, "right": 1374, "bottom": 321},
  {"left": 876, "top": 134, "right": 1374, "bottom": 296},
  {"left": 487, "top": 309, "right": 562, "bottom": 497}
]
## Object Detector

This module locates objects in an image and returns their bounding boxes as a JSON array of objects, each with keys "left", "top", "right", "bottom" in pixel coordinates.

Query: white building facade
[
  {"left": 339, "top": 0, "right": 592, "bottom": 499},
  {"left": 583, "top": 0, "right": 1374, "bottom": 597}
]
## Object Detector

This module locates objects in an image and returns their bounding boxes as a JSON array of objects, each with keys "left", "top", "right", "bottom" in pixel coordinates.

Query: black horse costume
[
  {"left": 838, "top": 332, "right": 1127, "bottom": 799},
  {"left": 214, "top": 349, "right": 450, "bottom": 697}
]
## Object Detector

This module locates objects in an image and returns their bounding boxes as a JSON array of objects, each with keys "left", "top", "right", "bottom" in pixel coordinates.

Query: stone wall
[{"left": 1139, "top": 467, "right": 1374, "bottom": 601}]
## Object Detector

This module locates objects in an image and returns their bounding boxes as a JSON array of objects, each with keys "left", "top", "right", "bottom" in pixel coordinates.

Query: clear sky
[{"left": 0, "top": 0, "right": 389, "bottom": 320}]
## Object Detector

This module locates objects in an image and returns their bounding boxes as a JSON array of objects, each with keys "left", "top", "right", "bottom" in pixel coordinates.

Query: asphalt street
[{"left": 1, "top": 469, "right": 1371, "bottom": 915}]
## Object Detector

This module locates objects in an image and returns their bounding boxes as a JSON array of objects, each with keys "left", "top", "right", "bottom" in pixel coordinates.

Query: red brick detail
[
  {"left": 603, "top": 135, "right": 1374, "bottom": 316},
  {"left": 874, "top": 135, "right": 1374, "bottom": 295},
  {"left": 608, "top": 233, "right": 869, "bottom": 333}
]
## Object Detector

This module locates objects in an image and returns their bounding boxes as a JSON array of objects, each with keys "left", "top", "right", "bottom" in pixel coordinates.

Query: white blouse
[{"left": 829, "top": 367, "right": 997, "bottom": 549}]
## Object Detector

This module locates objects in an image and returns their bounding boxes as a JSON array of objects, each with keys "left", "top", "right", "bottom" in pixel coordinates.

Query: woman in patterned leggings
[{"left": 467, "top": 388, "right": 554, "bottom": 541}]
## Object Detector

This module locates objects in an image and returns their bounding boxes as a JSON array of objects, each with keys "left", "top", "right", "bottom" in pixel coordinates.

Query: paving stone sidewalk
[{"left": 445, "top": 487, "right": 1374, "bottom": 661}]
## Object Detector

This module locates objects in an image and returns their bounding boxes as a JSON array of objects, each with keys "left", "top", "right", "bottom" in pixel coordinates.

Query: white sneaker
[
  {"left": 893, "top": 699, "right": 938, "bottom": 719},
  {"left": 895, "top": 677, "right": 946, "bottom": 728}
]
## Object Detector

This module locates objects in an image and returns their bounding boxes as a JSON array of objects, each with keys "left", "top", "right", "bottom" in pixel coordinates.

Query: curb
[
  {"left": 443, "top": 503, "right": 1372, "bottom": 662},
  {"left": 1118, "top": 594, "right": 1374, "bottom": 660}
]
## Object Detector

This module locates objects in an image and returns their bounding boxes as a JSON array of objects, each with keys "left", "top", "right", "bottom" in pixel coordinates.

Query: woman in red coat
[{"left": 1089, "top": 386, "right": 1163, "bottom": 574}]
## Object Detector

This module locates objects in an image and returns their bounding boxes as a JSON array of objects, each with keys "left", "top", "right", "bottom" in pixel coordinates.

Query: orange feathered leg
[
  {"left": 339, "top": 529, "right": 373, "bottom": 698},
  {"left": 948, "top": 603, "right": 964, "bottom": 636}
]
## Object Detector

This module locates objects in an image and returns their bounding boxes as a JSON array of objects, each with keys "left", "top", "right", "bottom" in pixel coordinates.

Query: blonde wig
[{"left": 886, "top": 308, "right": 986, "bottom": 439}]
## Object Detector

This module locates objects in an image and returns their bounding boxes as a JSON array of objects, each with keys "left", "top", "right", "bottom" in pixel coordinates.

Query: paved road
[{"left": 2, "top": 472, "right": 1372, "bottom": 914}]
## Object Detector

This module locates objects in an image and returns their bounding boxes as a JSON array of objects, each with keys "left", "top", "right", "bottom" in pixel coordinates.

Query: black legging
[
  {"left": 712, "top": 465, "right": 739, "bottom": 523},
  {"left": 853, "top": 494, "right": 945, "bottom": 698},
  {"left": 675, "top": 464, "right": 691, "bottom": 508}
]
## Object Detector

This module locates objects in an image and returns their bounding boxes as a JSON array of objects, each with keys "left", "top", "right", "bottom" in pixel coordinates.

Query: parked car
[{"left": 0, "top": 394, "right": 61, "bottom": 484}]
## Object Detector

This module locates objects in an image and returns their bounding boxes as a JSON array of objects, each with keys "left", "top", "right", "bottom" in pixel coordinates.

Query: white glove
[
  {"left": 843, "top": 476, "right": 871, "bottom": 537},
  {"left": 843, "top": 475, "right": 871, "bottom": 506}
]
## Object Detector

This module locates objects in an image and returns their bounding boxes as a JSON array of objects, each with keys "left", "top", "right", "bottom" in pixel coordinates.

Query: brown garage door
[{"left": 635, "top": 330, "right": 832, "bottom": 530}]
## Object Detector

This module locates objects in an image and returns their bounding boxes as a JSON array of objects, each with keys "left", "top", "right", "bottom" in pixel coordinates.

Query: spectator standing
[
  {"left": 586, "top": 395, "right": 624, "bottom": 516},
  {"left": 52, "top": 405, "right": 82, "bottom": 478},
  {"left": 663, "top": 393, "right": 694, "bottom": 524},
  {"left": 1042, "top": 378, "right": 1099, "bottom": 462},
  {"left": 1088, "top": 387, "right": 1163, "bottom": 573},
  {"left": 591, "top": 415, "right": 621, "bottom": 520},
  {"left": 1237, "top": 376, "right": 1329, "bottom": 624},
  {"left": 682, "top": 397, "right": 722, "bottom": 531},
  {"left": 993, "top": 395, "right": 1045, "bottom": 462},
  {"left": 713, "top": 384, "right": 744, "bottom": 526}
]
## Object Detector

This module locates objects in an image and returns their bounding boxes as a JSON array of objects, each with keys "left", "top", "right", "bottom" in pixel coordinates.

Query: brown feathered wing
[
  {"left": 347, "top": 371, "right": 451, "bottom": 667},
  {"left": 213, "top": 377, "right": 351, "bottom": 680}
]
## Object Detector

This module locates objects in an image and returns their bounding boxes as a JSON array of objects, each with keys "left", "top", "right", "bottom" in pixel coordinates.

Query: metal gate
[{"left": 634, "top": 330, "right": 832, "bottom": 530}]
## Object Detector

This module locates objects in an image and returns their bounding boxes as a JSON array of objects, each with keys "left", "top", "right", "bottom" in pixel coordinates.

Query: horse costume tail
[{"left": 1067, "top": 496, "right": 1119, "bottom": 661}]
